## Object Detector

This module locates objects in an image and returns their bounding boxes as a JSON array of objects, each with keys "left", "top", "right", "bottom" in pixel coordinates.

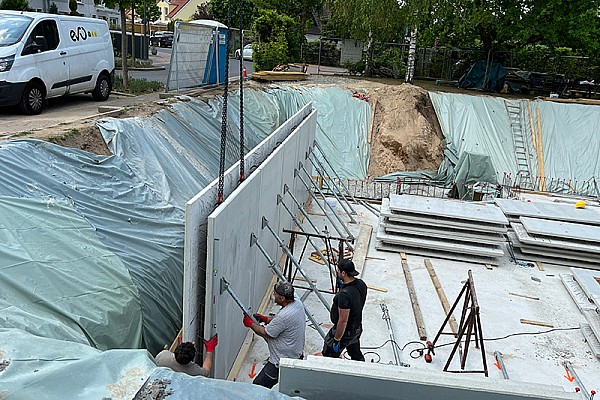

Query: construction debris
[{"left": 252, "top": 71, "right": 309, "bottom": 81}]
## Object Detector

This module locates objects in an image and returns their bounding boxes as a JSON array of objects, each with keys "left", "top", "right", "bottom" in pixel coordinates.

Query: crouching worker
[
  {"left": 155, "top": 334, "right": 218, "bottom": 377},
  {"left": 242, "top": 281, "right": 305, "bottom": 388}
]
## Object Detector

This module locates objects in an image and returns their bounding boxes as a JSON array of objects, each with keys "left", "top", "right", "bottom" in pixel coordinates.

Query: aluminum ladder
[{"left": 504, "top": 100, "right": 534, "bottom": 190}]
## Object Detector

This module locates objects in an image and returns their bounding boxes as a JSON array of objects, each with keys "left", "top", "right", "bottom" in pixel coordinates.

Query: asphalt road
[{"left": 0, "top": 47, "right": 254, "bottom": 135}]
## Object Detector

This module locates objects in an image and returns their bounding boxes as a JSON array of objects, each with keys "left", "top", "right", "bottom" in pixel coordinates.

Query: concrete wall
[
  {"left": 182, "top": 103, "right": 315, "bottom": 351},
  {"left": 204, "top": 107, "right": 317, "bottom": 379},
  {"left": 279, "top": 357, "right": 580, "bottom": 400}
]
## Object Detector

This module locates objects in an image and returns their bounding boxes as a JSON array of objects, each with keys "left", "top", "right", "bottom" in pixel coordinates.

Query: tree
[
  {"left": 0, "top": 0, "right": 32, "bottom": 11},
  {"left": 253, "top": 8, "right": 304, "bottom": 69},
  {"left": 254, "top": 0, "right": 324, "bottom": 30},
  {"left": 48, "top": 2, "right": 58, "bottom": 13},
  {"left": 96, "top": 0, "right": 131, "bottom": 88},
  {"left": 209, "top": 0, "right": 258, "bottom": 29},
  {"left": 191, "top": 3, "right": 210, "bottom": 20}
]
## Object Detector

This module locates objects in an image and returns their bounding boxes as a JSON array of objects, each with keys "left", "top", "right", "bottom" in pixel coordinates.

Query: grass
[
  {"left": 114, "top": 57, "right": 155, "bottom": 69},
  {"left": 113, "top": 75, "right": 164, "bottom": 95},
  {"left": 48, "top": 129, "right": 79, "bottom": 144},
  {"left": 12, "top": 131, "right": 34, "bottom": 137}
]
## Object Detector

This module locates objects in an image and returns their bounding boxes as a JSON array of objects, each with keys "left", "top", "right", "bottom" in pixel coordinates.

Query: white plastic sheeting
[
  {"left": 0, "top": 197, "right": 143, "bottom": 350},
  {"left": 429, "top": 92, "right": 600, "bottom": 191}
]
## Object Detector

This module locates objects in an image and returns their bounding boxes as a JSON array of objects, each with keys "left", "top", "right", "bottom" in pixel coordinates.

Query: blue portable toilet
[{"left": 190, "top": 20, "right": 228, "bottom": 85}]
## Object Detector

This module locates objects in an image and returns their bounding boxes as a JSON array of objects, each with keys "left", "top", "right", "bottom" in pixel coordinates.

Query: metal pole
[
  {"left": 494, "top": 351, "right": 509, "bottom": 379},
  {"left": 563, "top": 361, "right": 588, "bottom": 395},
  {"left": 298, "top": 162, "right": 355, "bottom": 240},
  {"left": 220, "top": 278, "right": 258, "bottom": 324},
  {"left": 380, "top": 303, "right": 407, "bottom": 366},
  {"left": 283, "top": 184, "right": 324, "bottom": 240},
  {"left": 294, "top": 168, "right": 351, "bottom": 242},
  {"left": 313, "top": 140, "right": 360, "bottom": 204},
  {"left": 250, "top": 233, "right": 327, "bottom": 339},
  {"left": 277, "top": 194, "right": 333, "bottom": 269},
  {"left": 307, "top": 148, "right": 357, "bottom": 219},
  {"left": 261, "top": 217, "right": 332, "bottom": 312}
]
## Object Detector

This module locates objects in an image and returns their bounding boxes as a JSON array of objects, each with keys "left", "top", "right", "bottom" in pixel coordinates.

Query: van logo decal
[{"left": 70, "top": 26, "right": 98, "bottom": 42}]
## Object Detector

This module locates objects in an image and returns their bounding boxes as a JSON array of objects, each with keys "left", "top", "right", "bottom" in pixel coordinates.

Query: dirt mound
[{"left": 358, "top": 83, "right": 444, "bottom": 178}]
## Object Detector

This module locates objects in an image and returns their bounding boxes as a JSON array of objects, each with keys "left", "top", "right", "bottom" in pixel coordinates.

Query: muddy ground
[{"left": 0, "top": 77, "right": 459, "bottom": 177}]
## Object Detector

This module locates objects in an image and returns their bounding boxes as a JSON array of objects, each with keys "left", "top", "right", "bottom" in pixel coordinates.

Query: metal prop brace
[
  {"left": 306, "top": 148, "right": 357, "bottom": 221},
  {"left": 313, "top": 140, "right": 360, "bottom": 204},
  {"left": 220, "top": 278, "right": 258, "bottom": 324},
  {"left": 261, "top": 217, "right": 332, "bottom": 313},
  {"left": 283, "top": 184, "right": 327, "bottom": 246},
  {"left": 563, "top": 361, "right": 588, "bottom": 396},
  {"left": 298, "top": 162, "right": 354, "bottom": 240},
  {"left": 494, "top": 351, "right": 509, "bottom": 379},
  {"left": 250, "top": 233, "right": 327, "bottom": 339},
  {"left": 381, "top": 303, "right": 409, "bottom": 367}
]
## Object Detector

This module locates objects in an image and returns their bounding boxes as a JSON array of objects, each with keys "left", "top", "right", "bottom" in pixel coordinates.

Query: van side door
[
  {"left": 60, "top": 21, "right": 104, "bottom": 94},
  {"left": 21, "top": 18, "right": 67, "bottom": 98}
]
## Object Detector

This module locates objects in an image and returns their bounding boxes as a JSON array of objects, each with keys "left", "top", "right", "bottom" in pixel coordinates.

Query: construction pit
[{"left": 0, "top": 76, "right": 600, "bottom": 400}]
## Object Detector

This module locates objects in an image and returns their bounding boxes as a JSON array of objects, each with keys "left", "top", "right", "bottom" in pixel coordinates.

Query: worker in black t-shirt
[{"left": 322, "top": 259, "right": 367, "bottom": 361}]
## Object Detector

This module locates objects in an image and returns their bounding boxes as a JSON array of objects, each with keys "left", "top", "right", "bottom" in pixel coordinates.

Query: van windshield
[{"left": 0, "top": 14, "right": 33, "bottom": 47}]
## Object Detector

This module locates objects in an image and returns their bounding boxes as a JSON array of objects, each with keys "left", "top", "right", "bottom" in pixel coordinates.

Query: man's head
[
  {"left": 273, "top": 281, "right": 294, "bottom": 305},
  {"left": 173, "top": 342, "right": 196, "bottom": 365},
  {"left": 337, "top": 259, "right": 359, "bottom": 282}
]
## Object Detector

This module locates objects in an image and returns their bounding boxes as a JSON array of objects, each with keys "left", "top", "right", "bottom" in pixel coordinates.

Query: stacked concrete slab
[
  {"left": 560, "top": 268, "right": 600, "bottom": 358},
  {"left": 496, "top": 199, "right": 600, "bottom": 270},
  {"left": 375, "top": 194, "right": 508, "bottom": 265}
]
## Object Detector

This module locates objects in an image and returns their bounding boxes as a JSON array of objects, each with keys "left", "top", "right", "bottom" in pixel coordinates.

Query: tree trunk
[
  {"left": 131, "top": 2, "right": 136, "bottom": 63},
  {"left": 364, "top": 28, "right": 374, "bottom": 77},
  {"left": 405, "top": 23, "right": 417, "bottom": 84},
  {"left": 121, "top": 7, "right": 129, "bottom": 89}
]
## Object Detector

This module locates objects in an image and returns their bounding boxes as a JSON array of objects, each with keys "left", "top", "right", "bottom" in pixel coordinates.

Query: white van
[{"left": 0, "top": 11, "right": 114, "bottom": 114}]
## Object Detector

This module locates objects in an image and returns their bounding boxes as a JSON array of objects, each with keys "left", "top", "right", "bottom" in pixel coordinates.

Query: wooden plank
[
  {"left": 536, "top": 261, "right": 545, "bottom": 271},
  {"left": 424, "top": 259, "right": 458, "bottom": 334},
  {"left": 536, "top": 108, "right": 546, "bottom": 191},
  {"left": 485, "top": 264, "right": 493, "bottom": 270},
  {"left": 527, "top": 100, "right": 538, "bottom": 152},
  {"left": 367, "top": 98, "right": 377, "bottom": 143},
  {"left": 401, "top": 253, "right": 427, "bottom": 340},
  {"left": 366, "top": 256, "right": 385, "bottom": 261},
  {"left": 353, "top": 224, "right": 373, "bottom": 275},
  {"left": 367, "top": 284, "right": 388, "bottom": 293},
  {"left": 509, "top": 292, "right": 540, "bottom": 301},
  {"left": 520, "top": 319, "right": 554, "bottom": 328}
]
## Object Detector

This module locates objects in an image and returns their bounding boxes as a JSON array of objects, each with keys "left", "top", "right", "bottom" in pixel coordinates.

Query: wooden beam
[
  {"left": 536, "top": 108, "right": 546, "bottom": 191},
  {"left": 401, "top": 253, "right": 427, "bottom": 340},
  {"left": 353, "top": 224, "right": 373, "bottom": 275},
  {"left": 367, "top": 98, "right": 378, "bottom": 143},
  {"left": 520, "top": 319, "right": 553, "bottom": 328},
  {"left": 367, "top": 284, "right": 388, "bottom": 293},
  {"left": 527, "top": 100, "right": 538, "bottom": 152},
  {"left": 509, "top": 292, "right": 540, "bottom": 301},
  {"left": 424, "top": 259, "right": 458, "bottom": 334},
  {"left": 535, "top": 261, "right": 545, "bottom": 272}
]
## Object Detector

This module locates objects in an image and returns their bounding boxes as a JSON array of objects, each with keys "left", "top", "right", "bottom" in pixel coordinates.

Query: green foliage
[
  {"left": 114, "top": 56, "right": 154, "bottom": 68},
  {"left": 0, "top": 0, "right": 32, "bottom": 11},
  {"left": 253, "top": 34, "right": 288, "bottom": 71},
  {"left": 167, "top": 19, "right": 181, "bottom": 32},
  {"left": 254, "top": 0, "right": 324, "bottom": 28},
  {"left": 48, "top": 2, "right": 58, "bottom": 13},
  {"left": 137, "top": 0, "right": 160, "bottom": 24},
  {"left": 191, "top": 3, "right": 210, "bottom": 20},
  {"left": 372, "top": 45, "right": 406, "bottom": 78},
  {"left": 113, "top": 75, "right": 163, "bottom": 94},
  {"left": 253, "top": 8, "right": 304, "bottom": 67},
  {"left": 209, "top": 0, "right": 258, "bottom": 29},
  {"left": 302, "top": 40, "right": 340, "bottom": 66}
]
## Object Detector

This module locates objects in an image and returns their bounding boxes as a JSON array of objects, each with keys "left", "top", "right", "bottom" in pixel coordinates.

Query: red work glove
[
  {"left": 202, "top": 334, "right": 218, "bottom": 353},
  {"left": 253, "top": 313, "right": 269, "bottom": 324},
  {"left": 243, "top": 314, "right": 253, "bottom": 328}
]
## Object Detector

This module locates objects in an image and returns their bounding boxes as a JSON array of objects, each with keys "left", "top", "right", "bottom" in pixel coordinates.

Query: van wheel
[
  {"left": 19, "top": 81, "right": 45, "bottom": 115},
  {"left": 92, "top": 73, "right": 111, "bottom": 101}
]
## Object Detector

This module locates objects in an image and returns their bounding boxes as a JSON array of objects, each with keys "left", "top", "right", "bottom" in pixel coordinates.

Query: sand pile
[{"left": 360, "top": 83, "right": 444, "bottom": 178}]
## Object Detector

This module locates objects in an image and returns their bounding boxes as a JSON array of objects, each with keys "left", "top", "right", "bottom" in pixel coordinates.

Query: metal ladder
[{"left": 504, "top": 100, "right": 534, "bottom": 190}]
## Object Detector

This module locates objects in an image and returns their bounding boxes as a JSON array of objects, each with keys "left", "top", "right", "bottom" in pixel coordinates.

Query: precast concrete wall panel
[
  {"left": 183, "top": 104, "right": 314, "bottom": 345},
  {"left": 203, "top": 108, "right": 317, "bottom": 379}
]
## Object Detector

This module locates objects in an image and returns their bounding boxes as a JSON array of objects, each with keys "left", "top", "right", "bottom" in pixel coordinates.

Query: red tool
[{"left": 424, "top": 341, "right": 435, "bottom": 363}]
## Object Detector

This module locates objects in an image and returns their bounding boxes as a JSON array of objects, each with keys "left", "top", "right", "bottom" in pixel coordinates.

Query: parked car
[
  {"left": 0, "top": 11, "right": 114, "bottom": 115},
  {"left": 150, "top": 31, "right": 173, "bottom": 48},
  {"left": 235, "top": 44, "right": 253, "bottom": 61}
]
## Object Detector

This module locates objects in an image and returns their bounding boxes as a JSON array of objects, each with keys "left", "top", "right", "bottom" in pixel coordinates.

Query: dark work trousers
[
  {"left": 253, "top": 355, "right": 304, "bottom": 388},
  {"left": 253, "top": 361, "right": 279, "bottom": 388},
  {"left": 322, "top": 326, "right": 365, "bottom": 361}
]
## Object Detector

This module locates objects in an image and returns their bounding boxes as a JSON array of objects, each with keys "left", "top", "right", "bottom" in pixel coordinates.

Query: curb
[{"left": 118, "top": 66, "right": 166, "bottom": 71}]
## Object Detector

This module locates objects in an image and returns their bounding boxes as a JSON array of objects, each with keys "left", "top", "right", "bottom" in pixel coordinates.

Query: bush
[
  {"left": 113, "top": 75, "right": 163, "bottom": 94},
  {"left": 344, "top": 60, "right": 365, "bottom": 75},
  {"left": 302, "top": 40, "right": 341, "bottom": 67},
  {"left": 372, "top": 46, "right": 406, "bottom": 78},
  {"left": 254, "top": 34, "right": 288, "bottom": 71}
]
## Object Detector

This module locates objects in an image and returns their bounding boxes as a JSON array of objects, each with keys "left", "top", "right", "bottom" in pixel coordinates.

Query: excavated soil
[{"left": 9, "top": 78, "right": 445, "bottom": 178}]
